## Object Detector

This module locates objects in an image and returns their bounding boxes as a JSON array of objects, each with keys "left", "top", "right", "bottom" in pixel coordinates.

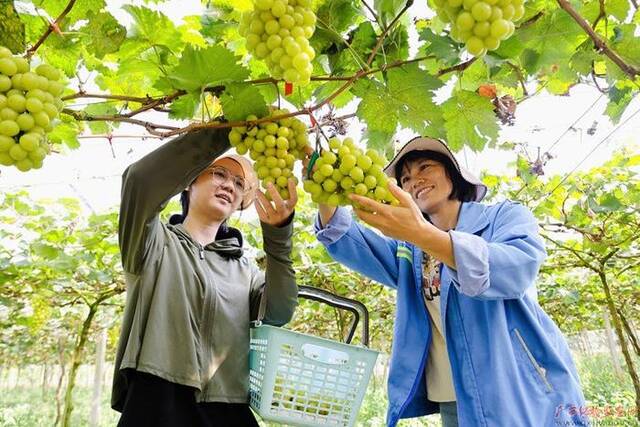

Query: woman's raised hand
[
  {"left": 349, "top": 182, "right": 433, "bottom": 244},
  {"left": 255, "top": 178, "right": 298, "bottom": 227}
]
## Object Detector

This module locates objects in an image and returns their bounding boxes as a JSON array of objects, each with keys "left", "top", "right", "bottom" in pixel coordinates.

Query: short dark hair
[{"left": 394, "top": 150, "right": 477, "bottom": 202}]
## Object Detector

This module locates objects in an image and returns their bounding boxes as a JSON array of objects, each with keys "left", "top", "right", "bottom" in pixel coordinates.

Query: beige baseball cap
[{"left": 383, "top": 136, "right": 487, "bottom": 202}]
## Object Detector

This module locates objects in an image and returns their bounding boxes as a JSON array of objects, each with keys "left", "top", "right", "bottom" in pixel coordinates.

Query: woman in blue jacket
[{"left": 313, "top": 137, "right": 587, "bottom": 427}]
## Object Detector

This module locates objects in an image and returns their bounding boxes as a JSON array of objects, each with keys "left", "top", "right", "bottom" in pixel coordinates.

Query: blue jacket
[{"left": 315, "top": 200, "right": 588, "bottom": 426}]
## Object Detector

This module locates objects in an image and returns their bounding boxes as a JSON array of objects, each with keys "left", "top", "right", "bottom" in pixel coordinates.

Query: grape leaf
[
  {"left": 48, "top": 118, "right": 81, "bottom": 149},
  {"left": 109, "top": 38, "right": 149, "bottom": 62},
  {"left": 39, "top": 0, "right": 106, "bottom": 25},
  {"left": 313, "top": 82, "right": 354, "bottom": 108},
  {"left": 0, "top": 1, "right": 25, "bottom": 53},
  {"left": 607, "top": 0, "right": 630, "bottom": 22},
  {"left": 81, "top": 12, "right": 127, "bottom": 58},
  {"left": 604, "top": 85, "right": 634, "bottom": 124},
  {"left": 117, "top": 57, "right": 163, "bottom": 79},
  {"left": 458, "top": 59, "right": 489, "bottom": 91},
  {"left": 209, "top": 0, "right": 253, "bottom": 12},
  {"left": 220, "top": 84, "right": 268, "bottom": 121},
  {"left": 493, "top": 34, "right": 526, "bottom": 59},
  {"left": 256, "top": 83, "right": 279, "bottom": 105},
  {"left": 95, "top": 46, "right": 167, "bottom": 97},
  {"left": 32, "top": 243, "right": 60, "bottom": 260},
  {"left": 310, "top": 28, "right": 344, "bottom": 54},
  {"left": 200, "top": 16, "right": 236, "bottom": 40},
  {"left": 81, "top": 49, "right": 112, "bottom": 75},
  {"left": 363, "top": 129, "right": 395, "bottom": 154},
  {"left": 387, "top": 64, "right": 443, "bottom": 133},
  {"left": 442, "top": 90, "right": 499, "bottom": 151},
  {"left": 545, "top": 65, "right": 578, "bottom": 95},
  {"left": 378, "top": 24, "right": 410, "bottom": 64},
  {"left": 178, "top": 16, "right": 207, "bottom": 47},
  {"left": 353, "top": 65, "right": 442, "bottom": 135},
  {"left": 84, "top": 103, "right": 119, "bottom": 134},
  {"left": 489, "top": 62, "right": 521, "bottom": 90},
  {"left": 316, "top": 0, "right": 362, "bottom": 35},
  {"left": 95, "top": 67, "right": 162, "bottom": 98},
  {"left": 603, "top": 25, "right": 640, "bottom": 87},
  {"left": 517, "top": 10, "right": 587, "bottom": 71},
  {"left": 20, "top": 14, "right": 47, "bottom": 46},
  {"left": 247, "top": 56, "right": 272, "bottom": 79},
  {"left": 320, "top": 23, "right": 374, "bottom": 73},
  {"left": 329, "top": 48, "right": 364, "bottom": 74},
  {"left": 284, "top": 82, "right": 321, "bottom": 108},
  {"left": 419, "top": 28, "right": 460, "bottom": 64},
  {"left": 424, "top": 107, "right": 446, "bottom": 140},
  {"left": 40, "top": 36, "right": 82, "bottom": 78},
  {"left": 375, "top": 0, "right": 410, "bottom": 25},
  {"left": 520, "top": 48, "right": 541, "bottom": 74},
  {"left": 350, "top": 22, "right": 377, "bottom": 55},
  {"left": 168, "top": 45, "right": 249, "bottom": 92},
  {"left": 610, "top": 25, "right": 640, "bottom": 71},
  {"left": 169, "top": 93, "right": 200, "bottom": 120},
  {"left": 570, "top": 47, "right": 600, "bottom": 75},
  {"left": 122, "top": 5, "right": 183, "bottom": 52},
  {"left": 352, "top": 79, "right": 399, "bottom": 134}
]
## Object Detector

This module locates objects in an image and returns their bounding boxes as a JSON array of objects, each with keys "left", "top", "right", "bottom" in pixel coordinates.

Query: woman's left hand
[
  {"left": 255, "top": 178, "right": 298, "bottom": 227},
  {"left": 350, "top": 182, "right": 434, "bottom": 244}
]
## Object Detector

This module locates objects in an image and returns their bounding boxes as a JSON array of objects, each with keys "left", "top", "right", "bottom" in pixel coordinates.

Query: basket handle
[{"left": 297, "top": 285, "right": 371, "bottom": 347}]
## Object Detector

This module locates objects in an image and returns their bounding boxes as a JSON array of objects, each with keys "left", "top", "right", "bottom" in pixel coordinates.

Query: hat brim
[{"left": 383, "top": 137, "right": 487, "bottom": 202}]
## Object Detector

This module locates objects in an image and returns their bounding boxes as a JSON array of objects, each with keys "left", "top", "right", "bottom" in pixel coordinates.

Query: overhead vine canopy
[{"left": 0, "top": 0, "right": 638, "bottom": 155}]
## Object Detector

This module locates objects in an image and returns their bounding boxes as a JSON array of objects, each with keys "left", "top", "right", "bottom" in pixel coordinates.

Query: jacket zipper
[
  {"left": 393, "top": 248, "right": 430, "bottom": 426},
  {"left": 514, "top": 328, "right": 553, "bottom": 392},
  {"left": 198, "top": 243, "right": 215, "bottom": 396}
]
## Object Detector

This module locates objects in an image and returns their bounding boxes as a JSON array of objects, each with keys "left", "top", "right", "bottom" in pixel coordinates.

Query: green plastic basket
[{"left": 249, "top": 286, "right": 379, "bottom": 427}]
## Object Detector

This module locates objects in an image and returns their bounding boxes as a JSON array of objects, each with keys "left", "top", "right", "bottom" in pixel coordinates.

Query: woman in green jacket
[{"left": 111, "top": 128, "right": 299, "bottom": 426}]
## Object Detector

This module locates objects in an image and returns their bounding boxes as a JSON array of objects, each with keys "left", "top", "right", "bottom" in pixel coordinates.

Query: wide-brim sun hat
[
  {"left": 383, "top": 136, "right": 488, "bottom": 202},
  {"left": 212, "top": 154, "right": 258, "bottom": 210}
]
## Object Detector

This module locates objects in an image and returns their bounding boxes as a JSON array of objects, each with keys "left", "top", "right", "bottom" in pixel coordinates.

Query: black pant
[{"left": 117, "top": 370, "right": 259, "bottom": 427}]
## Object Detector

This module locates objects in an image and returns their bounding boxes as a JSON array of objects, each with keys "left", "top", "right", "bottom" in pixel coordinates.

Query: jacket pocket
[{"left": 512, "top": 328, "right": 554, "bottom": 393}]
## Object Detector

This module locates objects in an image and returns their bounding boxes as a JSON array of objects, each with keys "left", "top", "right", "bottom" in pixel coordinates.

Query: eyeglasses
[{"left": 208, "top": 166, "right": 249, "bottom": 195}]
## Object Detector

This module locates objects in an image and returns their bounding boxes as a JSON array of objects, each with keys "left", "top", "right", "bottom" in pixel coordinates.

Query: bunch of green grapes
[
  {"left": 228, "top": 109, "right": 311, "bottom": 199},
  {"left": 302, "top": 137, "right": 399, "bottom": 207},
  {"left": 433, "top": 0, "right": 524, "bottom": 56},
  {"left": 238, "top": 0, "right": 316, "bottom": 85},
  {"left": 0, "top": 46, "right": 65, "bottom": 171}
]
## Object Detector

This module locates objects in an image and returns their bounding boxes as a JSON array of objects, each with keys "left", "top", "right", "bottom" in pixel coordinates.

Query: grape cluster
[
  {"left": 228, "top": 109, "right": 311, "bottom": 199},
  {"left": 239, "top": 0, "right": 316, "bottom": 85},
  {"left": 302, "top": 137, "right": 398, "bottom": 207},
  {"left": 433, "top": 0, "right": 524, "bottom": 56},
  {"left": 0, "top": 46, "right": 65, "bottom": 171}
]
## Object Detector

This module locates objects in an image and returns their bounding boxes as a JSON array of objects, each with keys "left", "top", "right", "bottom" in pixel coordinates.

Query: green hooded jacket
[{"left": 111, "top": 128, "right": 298, "bottom": 410}]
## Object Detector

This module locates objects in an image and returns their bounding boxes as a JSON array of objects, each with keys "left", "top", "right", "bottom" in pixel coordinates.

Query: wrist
[
  {"left": 318, "top": 204, "right": 337, "bottom": 228},
  {"left": 415, "top": 220, "right": 456, "bottom": 269},
  {"left": 414, "top": 219, "right": 437, "bottom": 250}
]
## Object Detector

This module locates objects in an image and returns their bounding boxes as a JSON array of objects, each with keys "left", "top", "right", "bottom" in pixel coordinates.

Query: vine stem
[
  {"left": 61, "top": 55, "right": 434, "bottom": 124},
  {"left": 556, "top": 0, "right": 640, "bottom": 79},
  {"left": 360, "top": 0, "right": 385, "bottom": 31},
  {"left": 366, "top": 0, "right": 413, "bottom": 67},
  {"left": 62, "top": 53, "right": 487, "bottom": 138},
  {"left": 25, "top": 0, "right": 77, "bottom": 58}
]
